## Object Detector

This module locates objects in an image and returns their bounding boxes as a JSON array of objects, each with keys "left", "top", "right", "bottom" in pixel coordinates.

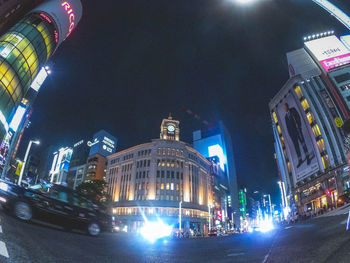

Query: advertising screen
[
  {"left": 89, "top": 130, "right": 117, "bottom": 157},
  {"left": 304, "top": 35, "right": 350, "bottom": 72},
  {"left": 275, "top": 93, "right": 320, "bottom": 183}
]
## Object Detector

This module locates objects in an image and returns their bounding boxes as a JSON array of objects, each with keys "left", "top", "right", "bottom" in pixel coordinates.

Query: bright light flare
[
  {"left": 257, "top": 217, "right": 274, "bottom": 233},
  {"left": 140, "top": 220, "right": 173, "bottom": 243},
  {"left": 231, "top": 0, "right": 257, "bottom": 4},
  {"left": 0, "top": 182, "right": 8, "bottom": 192}
]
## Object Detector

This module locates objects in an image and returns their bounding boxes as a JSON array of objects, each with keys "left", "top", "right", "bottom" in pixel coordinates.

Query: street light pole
[
  {"left": 208, "top": 204, "right": 211, "bottom": 232},
  {"left": 18, "top": 140, "right": 39, "bottom": 186},
  {"left": 179, "top": 201, "right": 182, "bottom": 233}
]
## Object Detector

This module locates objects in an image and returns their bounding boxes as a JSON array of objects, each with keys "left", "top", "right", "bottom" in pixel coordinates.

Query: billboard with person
[{"left": 275, "top": 93, "right": 320, "bottom": 184}]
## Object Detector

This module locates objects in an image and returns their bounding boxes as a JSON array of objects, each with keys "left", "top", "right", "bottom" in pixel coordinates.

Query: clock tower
[{"left": 160, "top": 114, "right": 180, "bottom": 141}]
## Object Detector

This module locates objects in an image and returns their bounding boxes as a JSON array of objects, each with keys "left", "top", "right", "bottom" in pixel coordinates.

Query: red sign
[
  {"left": 320, "top": 53, "right": 350, "bottom": 72},
  {"left": 61, "top": 2, "right": 76, "bottom": 37}
]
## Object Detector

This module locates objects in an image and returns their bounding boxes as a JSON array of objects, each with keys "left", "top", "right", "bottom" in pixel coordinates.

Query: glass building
[{"left": 0, "top": 0, "right": 82, "bottom": 139}]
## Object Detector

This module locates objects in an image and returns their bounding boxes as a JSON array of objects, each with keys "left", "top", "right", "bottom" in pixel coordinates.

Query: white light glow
[
  {"left": 257, "top": 217, "right": 274, "bottom": 233},
  {"left": 30, "top": 67, "right": 48, "bottom": 92},
  {"left": 140, "top": 220, "right": 173, "bottom": 243},
  {"left": 208, "top": 144, "right": 226, "bottom": 171},
  {"left": 0, "top": 110, "right": 9, "bottom": 132},
  {"left": 9, "top": 105, "right": 26, "bottom": 132},
  {"left": 313, "top": 0, "right": 350, "bottom": 30},
  {"left": 0, "top": 182, "right": 8, "bottom": 192}
]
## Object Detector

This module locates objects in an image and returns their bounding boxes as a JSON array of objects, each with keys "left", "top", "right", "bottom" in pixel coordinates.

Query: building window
[
  {"left": 334, "top": 72, "right": 350, "bottom": 83},
  {"left": 161, "top": 183, "right": 164, "bottom": 190},
  {"left": 171, "top": 183, "right": 174, "bottom": 190},
  {"left": 176, "top": 172, "right": 179, "bottom": 179},
  {"left": 171, "top": 171, "right": 174, "bottom": 178},
  {"left": 166, "top": 183, "right": 170, "bottom": 190},
  {"left": 157, "top": 171, "right": 160, "bottom": 178},
  {"left": 167, "top": 171, "right": 170, "bottom": 178},
  {"left": 176, "top": 184, "right": 179, "bottom": 191},
  {"left": 161, "top": 171, "right": 165, "bottom": 178},
  {"left": 294, "top": 86, "right": 303, "bottom": 99}
]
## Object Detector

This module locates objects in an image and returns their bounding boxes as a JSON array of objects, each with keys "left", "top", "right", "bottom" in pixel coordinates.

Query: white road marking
[
  {"left": 0, "top": 241, "right": 9, "bottom": 258},
  {"left": 227, "top": 252, "right": 245, "bottom": 257},
  {"left": 284, "top": 226, "right": 293, "bottom": 229}
]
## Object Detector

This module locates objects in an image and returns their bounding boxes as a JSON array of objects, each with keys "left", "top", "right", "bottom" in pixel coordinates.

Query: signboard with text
[{"left": 305, "top": 35, "right": 350, "bottom": 72}]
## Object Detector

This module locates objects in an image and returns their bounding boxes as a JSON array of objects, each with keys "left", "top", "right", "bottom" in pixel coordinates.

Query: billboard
[
  {"left": 304, "top": 35, "right": 350, "bottom": 72},
  {"left": 275, "top": 93, "right": 320, "bottom": 183},
  {"left": 341, "top": 35, "right": 350, "bottom": 50},
  {"left": 88, "top": 130, "right": 117, "bottom": 157}
]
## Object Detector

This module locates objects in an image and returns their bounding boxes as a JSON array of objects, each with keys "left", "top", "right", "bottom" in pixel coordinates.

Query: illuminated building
[
  {"left": 208, "top": 156, "right": 230, "bottom": 231},
  {"left": 270, "top": 33, "right": 350, "bottom": 217},
  {"left": 66, "top": 130, "right": 117, "bottom": 188},
  {"left": 0, "top": 1, "right": 44, "bottom": 34},
  {"left": 192, "top": 122, "right": 240, "bottom": 229},
  {"left": 0, "top": 0, "right": 82, "bottom": 140},
  {"left": 49, "top": 146, "right": 73, "bottom": 184},
  {"left": 107, "top": 115, "right": 212, "bottom": 235}
]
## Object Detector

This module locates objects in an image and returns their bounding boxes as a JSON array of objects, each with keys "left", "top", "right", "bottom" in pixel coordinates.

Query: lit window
[
  {"left": 272, "top": 112, "right": 278, "bottom": 124},
  {"left": 171, "top": 183, "right": 174, "bottom": 190},
  {"left": 161, "top": 183, "right": 164, "bottom": 190},
  {"left": 166, "top": 183, "right": 170, "bottom": 190},
  {"left": 294, "top": 86, "right": 303, "bottom": 99},
  {"left": 322, "top": 155, "right": 330, "bottom": 169},
  {"left": 306, "top": 112, "right": 314, "bottom": 125},
  {"left": 301, "top": 99, "right": 310, "bottom": 110},
  {"left": 277, "top": 125, "right": 282, "bottom": 135},
  {"left": 317, "top": 139, "right": 326, "bottom": 153},
  {"left": 176, "top": 184, "right": 179, "bottom": 191},
  {"left": 312, "top": 124, "right": 321, "bottom": 137}
]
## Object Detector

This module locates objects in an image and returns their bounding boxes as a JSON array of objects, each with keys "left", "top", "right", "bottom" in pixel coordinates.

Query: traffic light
[{"left": 326, "top": 190, "right": 331, "bottom": 196}]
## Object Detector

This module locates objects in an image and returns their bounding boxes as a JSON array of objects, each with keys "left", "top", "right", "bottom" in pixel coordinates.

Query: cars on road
[{"left": 0, "top": 181, "right": 111, "bottom": 236}]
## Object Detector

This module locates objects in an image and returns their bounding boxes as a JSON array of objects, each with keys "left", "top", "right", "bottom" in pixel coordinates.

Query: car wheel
[
  {"left": 87, "top": 222, "right": 101, "bottom": 236},
  {"left": 14, "top": 201, "right": 32, "bottom": 221}
]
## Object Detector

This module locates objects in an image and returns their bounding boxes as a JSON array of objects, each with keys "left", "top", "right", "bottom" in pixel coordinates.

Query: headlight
[{"left": 0, "top": 182, "right": 8, "bottom": 192}]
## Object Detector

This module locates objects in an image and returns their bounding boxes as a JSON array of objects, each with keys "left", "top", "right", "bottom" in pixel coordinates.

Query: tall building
[
  {"left": 270, "top": 32, "right": 350, "bottom": 217},
  {"left": 66, "top": 130, "right": 118, "bottom": 188},
  {"left": 106, "top": 116, "right": 213, "bottom": 235},
  {"left": 0, "top": 0, "right": 82, "bottom": 142},
  {"left": 208, "top": 156, "right": 231, "bottom": 231},
  {"left": 192, "top": 121, "right": 240, "bottom": 229},
  {"left": 0, "top": 0, "right": 44, "bottom": 34},
  {"left": 49, "top": 146, "right": 72, "bottom": 184}
]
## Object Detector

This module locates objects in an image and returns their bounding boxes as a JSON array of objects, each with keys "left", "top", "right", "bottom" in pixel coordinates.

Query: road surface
[{"left": 0, "top": 207, "right": 349, "bottom": 262}]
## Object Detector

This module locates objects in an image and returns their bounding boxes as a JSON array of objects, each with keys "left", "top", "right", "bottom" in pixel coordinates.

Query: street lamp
[
  {"left": 18, "top": 140, "right": 40, "bottom": 186},
  {"left": 264, "top": 194, "right": 272, "bottom": 218},
  {"left": 179, "top": 201, "right": 182, "bottom": 233},
  {"left": 208, "top": 204, "right": 213, "bottom": 231}
]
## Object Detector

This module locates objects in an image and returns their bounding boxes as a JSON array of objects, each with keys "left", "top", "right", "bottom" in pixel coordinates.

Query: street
[{"left": 0, "top": 207, "right": 348, "bottom": 263}]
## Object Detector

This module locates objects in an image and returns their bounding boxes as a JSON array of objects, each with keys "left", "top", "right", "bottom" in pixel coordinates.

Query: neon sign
[{"left": 61, "top": 2, "right": 76, "bottom": 37}]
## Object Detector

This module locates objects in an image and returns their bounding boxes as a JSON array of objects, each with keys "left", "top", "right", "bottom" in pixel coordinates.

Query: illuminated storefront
[{"left": 0, "top": 0, "right": 82, "bottom": 139}]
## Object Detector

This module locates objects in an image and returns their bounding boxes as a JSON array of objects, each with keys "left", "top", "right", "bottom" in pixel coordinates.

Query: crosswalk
[{"left": 0, "top": 219, "right": 9, "bottom": 259}]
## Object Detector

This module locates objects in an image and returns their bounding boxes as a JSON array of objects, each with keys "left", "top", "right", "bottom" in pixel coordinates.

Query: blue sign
[{"left": 88, "top": 130, "right": 117, "bottom": 157}]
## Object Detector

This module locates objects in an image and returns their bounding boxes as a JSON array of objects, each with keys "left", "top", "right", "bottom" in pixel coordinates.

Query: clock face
[{"left": 167, "top": 125, "right": 175, "bottom": 132}]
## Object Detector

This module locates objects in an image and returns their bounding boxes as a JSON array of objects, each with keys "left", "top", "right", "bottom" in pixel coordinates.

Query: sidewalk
[{"left": 317, "top": 203, "right": 350, "bottom": 218}]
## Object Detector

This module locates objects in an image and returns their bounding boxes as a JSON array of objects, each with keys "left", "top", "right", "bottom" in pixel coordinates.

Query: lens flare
[{"left": 140, "top": 220, "right": 173, "bottom": 243}]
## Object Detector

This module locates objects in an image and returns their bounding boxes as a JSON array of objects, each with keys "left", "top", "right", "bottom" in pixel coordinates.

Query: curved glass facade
[{"left": 0, "top": 13, "right": 57, "bottom": 135}]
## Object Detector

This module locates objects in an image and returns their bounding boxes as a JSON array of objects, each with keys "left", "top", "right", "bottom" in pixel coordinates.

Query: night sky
[{"left": 19, "top": 0, "right": 350, "bottom": 204}]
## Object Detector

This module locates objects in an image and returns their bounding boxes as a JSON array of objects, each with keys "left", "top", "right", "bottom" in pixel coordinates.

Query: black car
[{"left": 0, "top": 181, "right": 111, "bottom": 236}]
